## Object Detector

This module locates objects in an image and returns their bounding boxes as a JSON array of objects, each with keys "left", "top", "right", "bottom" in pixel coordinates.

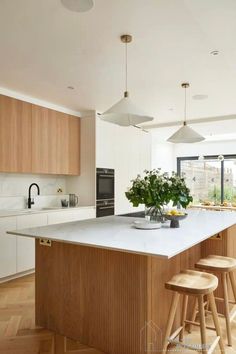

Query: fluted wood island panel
[
  {"left": 8, "top": 211, "right": 236, "bottom": 353},
  {"left": 34, "top": 225, "right": 236, "bottom": 353},
  {"left": 35, "top": 240, "right": 203, "bottom": 353}
]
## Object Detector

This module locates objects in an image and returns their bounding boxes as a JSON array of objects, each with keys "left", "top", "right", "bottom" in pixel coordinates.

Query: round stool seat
[
  {"left": 165, "top": 269, "right": 218, "bottom": 295},
  {"left": 196, "top": 255, "right": 236, "bottom": 272}
]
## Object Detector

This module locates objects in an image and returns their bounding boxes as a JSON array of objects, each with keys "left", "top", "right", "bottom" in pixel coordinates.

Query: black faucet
[{"left": 28, "top": 183, "right": 40, "bottom": 209}]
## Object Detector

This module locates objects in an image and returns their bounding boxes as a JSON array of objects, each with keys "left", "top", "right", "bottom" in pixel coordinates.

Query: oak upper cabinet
[
  {"left": 0, "top": 95, "right": 80, "bottom": 175},
  {"left": 31, "top": 105, "right": 58, "bottom": 174},
  {"left": 68, "top": 115, "right": 80, "bottom": 175},
  {"left": 57, "top": 112, "right": 69, "bottom": 174},
  {"left": 31, "top": 105, "right": 80, "bottom": 175},
  {"left": 0, "top": 95, "right": 32, "bottom": 173}
]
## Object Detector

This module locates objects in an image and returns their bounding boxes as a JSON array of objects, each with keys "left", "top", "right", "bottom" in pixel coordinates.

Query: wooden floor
[
  {"left": 0, "top": 274, "right": 236, "bottom": 353},
  {"left": 0, "top": 274, "right": 105, "bottom": 354}
]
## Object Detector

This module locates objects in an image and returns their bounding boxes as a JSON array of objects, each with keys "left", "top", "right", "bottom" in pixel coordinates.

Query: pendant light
[
  {"left": 167, "top": 83, "right": 205, "bottom": 143},
  {"left": 100, "top": 35, "right": 153, "bottom": 127}
]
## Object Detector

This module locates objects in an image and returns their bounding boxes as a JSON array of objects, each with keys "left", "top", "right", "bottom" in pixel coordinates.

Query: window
[{"left": 177, "top": 155, "right": 236, "bottom": 205}]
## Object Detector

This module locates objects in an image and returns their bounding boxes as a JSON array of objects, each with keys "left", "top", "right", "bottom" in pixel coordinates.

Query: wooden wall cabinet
[
  {"left": 0, "top": 95, "right": 32, "bottom": 173},
  {"left": 68, "top": 115, "right": 80, "bottom": 175},
  {"left": 0, "top": 95, "right": 80, "bottom": 175},
  {"left": 31, "top": 105, "right": 80, "bottom": 175}
]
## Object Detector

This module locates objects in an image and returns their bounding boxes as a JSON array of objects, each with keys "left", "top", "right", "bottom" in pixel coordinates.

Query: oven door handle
[
  {"left": 98, "top": 174, "right": 114, "bottom": 178},
  {"left": 98, "top": 206, "right": 114, "bottom": 210}
]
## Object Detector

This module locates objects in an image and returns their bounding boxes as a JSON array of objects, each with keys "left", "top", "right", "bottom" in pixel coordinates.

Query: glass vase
[{"left": 145, "top": 206, "right": 165, "bottom": 223}]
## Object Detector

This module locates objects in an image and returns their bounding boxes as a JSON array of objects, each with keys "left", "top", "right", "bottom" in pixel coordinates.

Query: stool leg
[
  {"left": 179, "top": 295, "right": 188, "bottom": 342},
  {"left": 229, "top": 271, "right": 236, "bottom": 302},
  {"left": 162, "top": 292, "right": 180, "bottom": 354},
  {"left": 189, "top": 297, "right": 198, "bottom": 333},
  {"left": 222, "top": 272, "right": 232, "bottom": 346},
  {"left": 208, "top": 292, "right": 225, "bottom": 354},
  {"left": 198, "top": 295, "right": 208, "bottom": 354}
]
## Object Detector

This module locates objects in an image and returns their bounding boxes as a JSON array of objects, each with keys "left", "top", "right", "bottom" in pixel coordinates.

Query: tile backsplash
[{"left": 0, "top": 173, "right": 67, "bottom": 210}]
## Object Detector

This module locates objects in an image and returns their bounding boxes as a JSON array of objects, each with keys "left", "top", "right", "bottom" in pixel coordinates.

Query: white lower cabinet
[
  {"left": 16, "top": 214, "right": 48, "bottom": 273},
  {"left": 47, "top": 207, "right": 96, "bottom": 225},
  {"left": 0, "top": 217, "right": 17, "bottom": 278},
  {"left": 0, "top": 207, "right": 95, "bottom": 280}
]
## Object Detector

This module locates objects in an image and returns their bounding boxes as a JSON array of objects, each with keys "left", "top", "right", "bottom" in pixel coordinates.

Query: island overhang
[{"left": 7, "top": 209, "right": 236, "bottom": 258}]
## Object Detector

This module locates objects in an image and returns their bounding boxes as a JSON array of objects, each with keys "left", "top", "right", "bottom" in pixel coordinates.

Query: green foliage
[
  {"left": 125, "top": 169, "right": 193, "bottom": 211},
  {"left": 208, "top": 185, "right": 236, "bottom": 203}
]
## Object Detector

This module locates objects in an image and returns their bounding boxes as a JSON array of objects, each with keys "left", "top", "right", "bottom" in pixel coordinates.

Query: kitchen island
[{"left": 8, "top": 210, "right": 236, "bottom": 354}]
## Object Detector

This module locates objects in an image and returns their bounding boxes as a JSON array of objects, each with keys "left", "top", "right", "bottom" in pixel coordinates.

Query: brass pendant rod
[
  {"left": 121, "top": 34, "right": 132, "bottom": 97},
  {"left": 181, "top": 83, "right": 189, "bottom": 125},
  {"left": 125, "top": 40, "right": 128, "bottom": 93}
]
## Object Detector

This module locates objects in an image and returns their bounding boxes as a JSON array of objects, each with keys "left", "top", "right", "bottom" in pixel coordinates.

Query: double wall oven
[{"left": 96, "top": 168, "right": 115, "bottom": 217}]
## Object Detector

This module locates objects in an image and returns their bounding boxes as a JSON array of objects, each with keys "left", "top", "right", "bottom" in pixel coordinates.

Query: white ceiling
[{"left": 0, "top": 0, "right": 236, "bottom": 125}]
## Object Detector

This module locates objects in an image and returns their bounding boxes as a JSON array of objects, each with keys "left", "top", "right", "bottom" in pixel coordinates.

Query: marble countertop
[
  {"left": 0, "top": 206, "right": 95, "bottom": 218},
  {"left": 8, "top": 209, "right": 236, "bottom": 259}
]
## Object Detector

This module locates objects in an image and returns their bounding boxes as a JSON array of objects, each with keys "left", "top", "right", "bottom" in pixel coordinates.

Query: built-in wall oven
[
  {"left": 96, "top": 199, "right": 115, "bottom": 218},
  {"left": 96, "top": 168, "right": 115, "bottom": 217},
  {"left": 96, "top": 168, "right": 114, "bottom": 200}
]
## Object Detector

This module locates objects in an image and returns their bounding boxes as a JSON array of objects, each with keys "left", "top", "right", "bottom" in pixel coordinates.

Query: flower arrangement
[{"left": 125, "top": 169, "right": 192, "bottom": 219}]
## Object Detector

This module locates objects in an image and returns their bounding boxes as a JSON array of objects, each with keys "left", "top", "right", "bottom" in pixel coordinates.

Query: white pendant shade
[
  {"left": 167, "top": 124, "right": 205, "bottom": 143},
  {"left": 167, "top": 82, "right": 205, "bottom": 143},
  {"left": 101, "top": 34, "right": 153, "bottom": 127},
  {"left": 101, "top": 95, "right": 153, "bottom": 127},
  {"left": 61, "top": 0, "right": 94, "bottom": 12}
]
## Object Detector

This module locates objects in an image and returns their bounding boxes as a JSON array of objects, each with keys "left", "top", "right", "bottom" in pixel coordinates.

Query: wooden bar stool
[
  {"left": 162, "top": 269, "right": 225, "bottom": 354},
  {"left": 195, "top": 255, "right": 236, "bottom": 346}
]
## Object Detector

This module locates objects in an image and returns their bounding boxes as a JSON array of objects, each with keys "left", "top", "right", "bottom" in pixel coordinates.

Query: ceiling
[{"left": 0, "top": 0, "right": 236, "bottom": 125}]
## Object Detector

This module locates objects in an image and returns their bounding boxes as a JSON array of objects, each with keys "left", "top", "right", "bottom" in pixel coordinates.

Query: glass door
[{"left": 179, "top": 159, "right": 222, "bottom": 204}]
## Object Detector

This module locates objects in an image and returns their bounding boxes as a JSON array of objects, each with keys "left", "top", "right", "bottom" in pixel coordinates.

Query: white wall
[
  {"left": 152, "top": 126, "right": 236, "bottom": 172},
  {"left": 174, "top": 140, "right": 236, "bottom": 160},
  {"left": 96, "top": 117, "right": 151, "bottom": 214},
  {"left": 66, "top": 113, "right": 96, "bottom": 206},
  {"left": 0, "top": 173, "right": 66, "bottom": 209},
  {"left": 0, "top": 173, "right": 66, "bottom": 196},
  {"left": 151, "top": 141, "right": 175, "bottom": 172}
]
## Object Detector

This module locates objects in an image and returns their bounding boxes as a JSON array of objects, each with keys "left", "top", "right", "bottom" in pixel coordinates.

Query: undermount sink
[
  {"left": 25, "top": 207, "right": 61, "bottom": 212},
  {"left": 3, "top": 207, "right": 62, "bottom": 214}
]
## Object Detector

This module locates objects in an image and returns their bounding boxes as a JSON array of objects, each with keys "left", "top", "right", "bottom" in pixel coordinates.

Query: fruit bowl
[{"left": 164, "top": 211, "right": 188, "bottom": 228}]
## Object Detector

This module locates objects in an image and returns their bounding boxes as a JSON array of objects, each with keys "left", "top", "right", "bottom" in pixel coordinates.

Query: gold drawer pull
[{"left": 210, "top": 233, "right": 222, "bottom": 240}]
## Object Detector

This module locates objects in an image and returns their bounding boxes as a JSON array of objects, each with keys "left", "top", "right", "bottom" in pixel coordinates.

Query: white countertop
[
  {"left": 7, "top": 209, "right": 236, "bottom": 259},
  {"left": 0, "top": 206, "right": 95, "bottom": 218}
]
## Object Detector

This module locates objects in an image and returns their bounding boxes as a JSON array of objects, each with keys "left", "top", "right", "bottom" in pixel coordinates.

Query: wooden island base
[{"left": 35, "top": 225, "right": 236, "bottom": 354}]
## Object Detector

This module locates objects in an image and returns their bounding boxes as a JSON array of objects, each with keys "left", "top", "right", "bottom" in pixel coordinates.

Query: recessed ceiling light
[
  {"left": 192, "top": 94, "right": 208, "bottom": 100},
  {"left": 210, "top": 50, "right": 219, "bottom": 56},
  {"left": 67, "top": 86, "right": 75, "bottom": 90},
  {"left": 61, "top": 0, "right": 94, "bottom": 12}
]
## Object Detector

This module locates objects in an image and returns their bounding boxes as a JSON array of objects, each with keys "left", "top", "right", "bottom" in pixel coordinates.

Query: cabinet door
[
  {"left": 31, "top": 105, "right": 57, "bottom": 174},
  {"left": 68, "top": 116, "right": 80, "bottom": 175},
  {"left": 57, "top": 113, "right": 69, "bottom": 174},
  {"left": 16, "top": 213, "right": 48, "bottom": 273},
  {"left": 47, "top": 208, "right": 95, "bottom": 225},
  {"left": 0, "top": 95, "right": 32, "bottom": 173},
  {"left": 0, "top": 217, "right": 17, "bottom": 278}
]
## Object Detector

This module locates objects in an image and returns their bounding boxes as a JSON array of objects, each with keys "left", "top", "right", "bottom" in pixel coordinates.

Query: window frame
[{"left": 177, "top": 154, "right": 236, "bottom": 204}]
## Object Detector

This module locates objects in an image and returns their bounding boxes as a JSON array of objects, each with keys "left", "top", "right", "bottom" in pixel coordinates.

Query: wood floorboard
[
  {"left": 0, "top": 274, "right": 106, "bottom": 354},
  {"left": 0, "top": 274, "right": 235, "bottom": 353}
]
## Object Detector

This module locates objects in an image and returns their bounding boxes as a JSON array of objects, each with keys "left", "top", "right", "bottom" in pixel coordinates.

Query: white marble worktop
[
  {"left": 0, "top": 206, "right": 95, "bottom": 218},
  {"left": 8, "top": 209, "right": 236, "bottom": 259}
]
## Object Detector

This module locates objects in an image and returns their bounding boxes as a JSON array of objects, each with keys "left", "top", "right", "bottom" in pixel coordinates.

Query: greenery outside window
[{"left": 177, "top": 155, "right": 236, "bottom": 205}]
